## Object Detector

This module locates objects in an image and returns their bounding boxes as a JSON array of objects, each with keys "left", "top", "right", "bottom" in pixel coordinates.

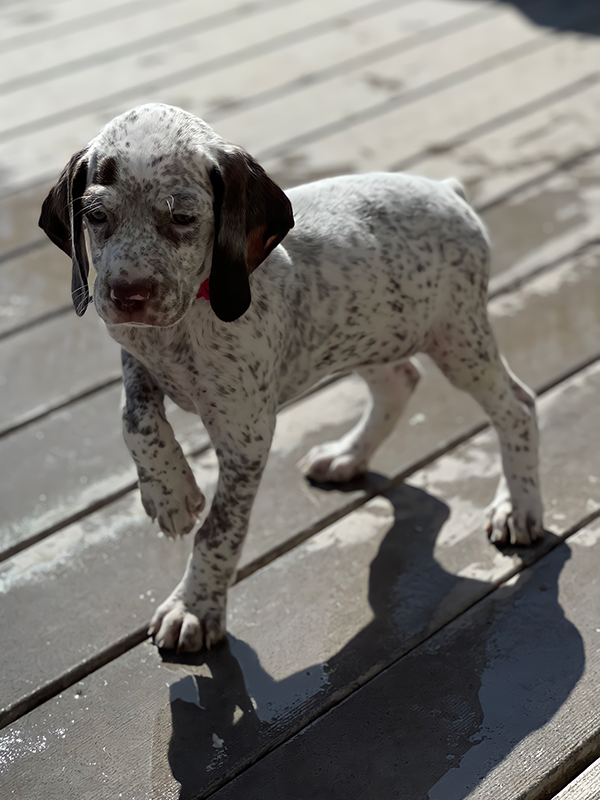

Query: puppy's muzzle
[{"left": 108, "top": 279, "right": 156, "bottom": 323}]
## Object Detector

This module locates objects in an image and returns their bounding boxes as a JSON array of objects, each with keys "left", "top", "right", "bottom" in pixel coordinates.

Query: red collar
[{"left": 196, "top": 278, "right": 210, "bottom": 301}]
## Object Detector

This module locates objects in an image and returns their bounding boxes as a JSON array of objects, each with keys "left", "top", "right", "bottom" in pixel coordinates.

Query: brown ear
[
  {"left": 208, "top": 147, "right": 294, "bottom": 322},
  {"left": 39, "top": 148, "right": 91, "bottom": 316}
]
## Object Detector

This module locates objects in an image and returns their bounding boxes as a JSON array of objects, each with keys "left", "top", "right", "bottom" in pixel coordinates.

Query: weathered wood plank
[
  {"left": 1, "top": 250, "right": 599, "bottom": 710},
  {"left": 212, "top": 521, "right": 600, "bottom": 800},
  {"left": 0, "top": 385, "right": 208, "bottom": 559},
  {"left": 0, "top": 0, "right": 392, "bottom": 136},
  {"left": 0, "top": 184, "right": 48, "bottom": 259},
  {"left": 0, "top": 7, "right": 597, "bottom": 256},
  {"left": 0, "top": 13, "right": 596, "bottom": 250},
  {"left": 2, "top": 360, "right": 600, "bottom": 798},
  {"left": 0, "top": 0, "right": 154, "bottom": 46},
  {"left": 410, "top": 77, "right": 600, "bottom": 209},
  {"left": 190, "top": 0, "right": 485, "bottom": 124},
  {"left": 483, "top": 152, "right": 600, "bottom": 288},
  {"left": 0, "top": 244, "right": 66, "bottom": 337},
  {"left": 554, "top": 759, "right": 600, "bottom": 800},
  {"left": 0, "top": 0, "right": 477, "bottom": 254},
  {"left": 3, "top": 3, "right": 598, "bottom": 190},
  {"left": 215, "top": 4, "right": 538, "bottom": 155},
  {"left": 0, "top": 0, "right": 277, "bottom": 85},
  {"left": 0, "top": 199, "right": 46, "bottom": 268},
  {"left": 488, "top": 243, "right": 600, "bottom": 391},
  {"left": 0, "top": 308, "right": 121, "bottom": 436},
  {"left": 262, "top": 30, "right": 600, "bottom": 186},
  {"left": 0, "top": 0, "right": 482, "bottom": 258}
]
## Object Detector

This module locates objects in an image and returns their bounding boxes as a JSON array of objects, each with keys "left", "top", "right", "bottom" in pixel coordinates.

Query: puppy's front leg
[
  {"left": 121, "top": 349, "right": 205, "bottom": 537},
  {"left": 149, "top": 408, "right": 276, "bottom": 652}
]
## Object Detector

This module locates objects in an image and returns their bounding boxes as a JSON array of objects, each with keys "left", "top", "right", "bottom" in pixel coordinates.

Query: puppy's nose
[{"left": 109, "top": 280, "right": 153, "bottom": 310}]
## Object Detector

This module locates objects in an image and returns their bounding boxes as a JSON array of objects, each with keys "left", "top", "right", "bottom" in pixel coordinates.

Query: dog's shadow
[
  {"left": 484, "top": 0, "right": 600, "bottom": 35},
  {"left": 155, "top": 481, "right": 584, "bottom": 799}
]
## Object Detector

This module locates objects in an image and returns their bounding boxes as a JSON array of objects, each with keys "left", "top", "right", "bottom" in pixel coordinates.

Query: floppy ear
[
  {"left": 208, "top": 146, "right": 294, "bottom": 322},
  {"left": 39, "top": 148, "right": 91, "bottom": 316}
]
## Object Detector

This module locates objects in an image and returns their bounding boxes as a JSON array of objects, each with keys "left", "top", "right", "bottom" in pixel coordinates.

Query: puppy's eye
[
  {"left": 86, "top": 208, "right": 107, "bottom": 224},
  {"left": 171, "top": 214, "right": 197, "bottom": 226}
]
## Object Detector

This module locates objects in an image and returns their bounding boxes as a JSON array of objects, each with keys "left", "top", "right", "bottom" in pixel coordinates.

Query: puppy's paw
[
  {"left": 299, "top": 442, "right": 367, "bottom": 483},
  {"left": 139, "top": 468, "right": 205, "bottom": 538},
  {"left": 148, "top": 590, "right": 226, "bottom": 652},
  {"left": 486, "top": 498, "right": 544, "bottom": 546}
]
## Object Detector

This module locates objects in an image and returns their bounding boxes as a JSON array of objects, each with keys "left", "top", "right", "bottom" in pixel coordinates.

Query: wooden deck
[{"left": 1, "top": 0, "right": 600, "bottom": 797}]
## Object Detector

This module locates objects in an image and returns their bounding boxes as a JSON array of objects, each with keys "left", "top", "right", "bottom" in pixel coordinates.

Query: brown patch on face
[
  {"left": 95, "top": 156, "right": 118, "bottom": 186},
  {"left": 247, "top": 224, "right": 278, "bottom": 270}
]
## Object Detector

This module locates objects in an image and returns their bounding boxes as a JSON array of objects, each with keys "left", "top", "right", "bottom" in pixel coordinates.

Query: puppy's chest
[
  {"left": 117, "top": 328, "right": 210, "bottom": 413},
  {"left": 146, "top": 359, "right": 202, "bottom": 413}
]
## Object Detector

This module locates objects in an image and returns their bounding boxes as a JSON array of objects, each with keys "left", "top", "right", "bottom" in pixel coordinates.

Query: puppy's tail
[{"left": 443, "top": 177, "right": 467, "bottom": 202}]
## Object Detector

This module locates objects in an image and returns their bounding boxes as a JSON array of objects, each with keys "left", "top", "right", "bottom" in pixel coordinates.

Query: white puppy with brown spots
[{"left": 40, "top": 104, "right": 543, "bottom": 652}]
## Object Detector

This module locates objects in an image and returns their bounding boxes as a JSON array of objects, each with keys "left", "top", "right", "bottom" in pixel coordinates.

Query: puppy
[{"left": 39, "top": 104, "right": 543, "bottom": 652}]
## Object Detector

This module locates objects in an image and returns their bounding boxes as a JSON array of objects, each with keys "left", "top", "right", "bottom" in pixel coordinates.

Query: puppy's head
[{"left": 39, "top": 104, "right": 294, "bottom": 326}]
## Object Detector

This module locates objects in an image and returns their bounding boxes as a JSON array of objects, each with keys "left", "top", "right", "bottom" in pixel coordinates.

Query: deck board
[
  {"left": 0, "top": 311, "right": 120, "bottom": 435},
  {"left": 262, "top": 29, "right": 600, "bottom": 183},
  {"left": 0, "top": 244, "right": 67, "bottom": 338},
  {"left": 0, "top": 0, "right": 391, "bottom": 137},
  {"left": 216, "top": 4, "right": 535, "bottom": 154},
  {"left": 0, "top": 0, "right": 267, "bottom": 88},
  {"left": 554, "top": 759, "right": 600, "bottom": 800},
  {"left": 0, "top": 386, "right": 207, "bottom": 559},
  {"left": 412, "top": 78, "right": 600, "bottom": 206},
  {"left": 0, "top": 0, "right": 157, "bottom": 47},
  {"left": 0, "top": 4, "right": 596, "bottom": 189}
]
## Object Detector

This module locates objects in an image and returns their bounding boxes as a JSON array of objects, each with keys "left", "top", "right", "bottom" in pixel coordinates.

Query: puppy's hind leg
[
  {"left": 428, "top": 317, "right": 543, "bottom": 546},
  {"left": 484, "top": 359, "right": 544, "bottom": 545},
  {"left": 300, "top": 358, "right": 422, "bottom": 483}
]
